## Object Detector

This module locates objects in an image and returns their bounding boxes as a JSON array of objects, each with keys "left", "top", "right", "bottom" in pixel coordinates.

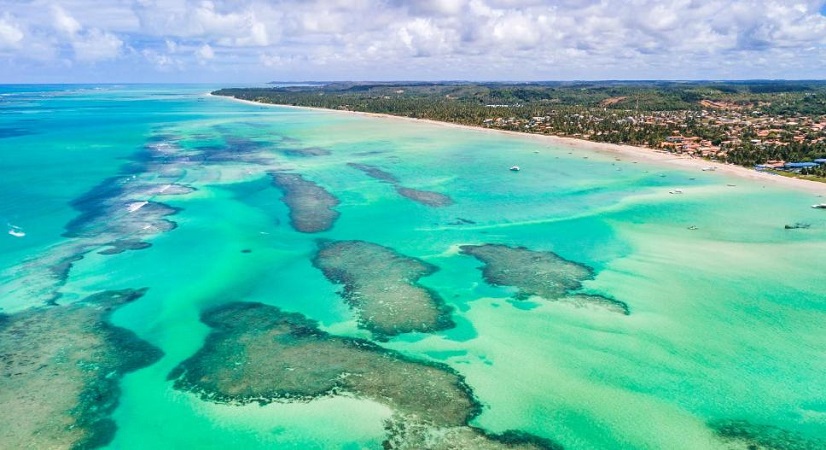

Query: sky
[{"left": 1, "top": 0, "right": 825, "bottom": 83}]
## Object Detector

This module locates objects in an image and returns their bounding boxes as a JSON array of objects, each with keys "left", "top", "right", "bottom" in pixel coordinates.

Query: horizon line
[{"left": 3, "top": 78, "right": 826, "bottom": 86}]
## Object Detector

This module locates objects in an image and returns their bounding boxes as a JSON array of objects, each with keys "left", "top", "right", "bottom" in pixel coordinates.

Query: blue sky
[{"left": 1, "top": 0, "right": 825, "bottom": 83}]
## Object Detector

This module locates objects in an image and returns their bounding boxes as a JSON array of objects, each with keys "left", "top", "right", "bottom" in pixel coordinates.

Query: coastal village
[
  {"left": 483, "top": 104, "right": 826, "bottom": 175},
  {"left": 216, "top": 83, "right": 826, "bottom": 180}
]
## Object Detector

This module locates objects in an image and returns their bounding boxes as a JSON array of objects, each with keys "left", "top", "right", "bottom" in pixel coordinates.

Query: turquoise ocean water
[{"left": 1, "top": 85, "right": 824, "bottom": 449}]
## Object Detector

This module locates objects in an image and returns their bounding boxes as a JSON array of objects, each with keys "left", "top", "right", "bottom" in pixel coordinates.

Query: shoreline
[{"left": 209, "top": 93, "right": 826, "bottom": 196}]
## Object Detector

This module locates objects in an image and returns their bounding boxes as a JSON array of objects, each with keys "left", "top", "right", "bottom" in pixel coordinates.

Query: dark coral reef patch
[
  {"left": 313, "top": 240, "right": 454, "bottom": 340},
  {"left": 97, "top": 239, "right": 153, "bottom": 255},
  {"left": 384, "top": 419, "right": 564, "bottom": 450},
  {"left": 168, "top": 302, "right": 474, "bottom": 424},
  {"left": 168, "top": 302, "right": 560, "bottom": 450},
  {"left": 461, "top": 244, "right": 629, "bottom": 314},
  {"left": 709, "top": 419, "right": 825, "bottom": 450},
  {"left": 280, "top": 146, "right": 331, "bottom": 157},
  {"left": 348, "top": 162, "right": 453, "bottom": 207},
  {"left": 395, "top": 186, "right": 453, "bottom": 207},
  {"left": 347, "top": 162, "right": 399, "bottom": 183},
  {"left": 270, "top": 171, "right": 340, "bottom": 233},
  {"left": 0, "top": 289, "right": 163, "bottom": 449}
]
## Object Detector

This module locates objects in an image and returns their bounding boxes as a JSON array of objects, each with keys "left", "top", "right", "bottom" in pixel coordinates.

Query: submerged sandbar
[{"left": 313, "top": 240, "right": 454, "bottom": 340}]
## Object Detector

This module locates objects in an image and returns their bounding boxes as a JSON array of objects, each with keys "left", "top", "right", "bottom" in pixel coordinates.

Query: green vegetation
[
  {"left": 214, "top": 81, "right": 826, "bottom": 178},
  {"left": 219, "top": 80, "right": 826, "bottom": 114}
]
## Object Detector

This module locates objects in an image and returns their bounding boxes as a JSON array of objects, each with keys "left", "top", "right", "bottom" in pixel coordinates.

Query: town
[{"left": 484, "top": 104, "right": 826, "bottom": 177}]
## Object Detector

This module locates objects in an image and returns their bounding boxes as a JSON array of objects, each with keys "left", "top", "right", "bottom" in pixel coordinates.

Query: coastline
[{"left": 209, "top": 93, "right": 826, "bottom": 197}]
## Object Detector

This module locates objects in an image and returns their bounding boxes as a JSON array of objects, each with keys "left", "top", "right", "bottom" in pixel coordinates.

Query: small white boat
[
  {"left": 8, "top": 226, "right": 25, "bottom": 237},
  {"left": 702, "top": 166, "right": 716, "bottom": 172},
  {"left": 510, "top": 166, "right": 520, "bottom": 172},
  {"left": 812, "top": 203, "right": 826, "bottom": 209},
  {"left": 669, "top": 189, "right": 683, "bottom": 194}
]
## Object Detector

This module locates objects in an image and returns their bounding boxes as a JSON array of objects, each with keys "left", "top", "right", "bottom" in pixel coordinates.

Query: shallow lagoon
[{"left": 0, "top": 85, "right": 824, "bottom": 449}]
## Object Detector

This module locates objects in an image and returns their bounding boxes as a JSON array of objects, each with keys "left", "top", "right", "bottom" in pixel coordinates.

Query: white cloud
[
  {"left": 260, "top": 52, "right": 302, "bottom": 67},
  {"left": 0, "top": 0, "right": 825, "bottom": 81},
  {"left": 142, "top": 47, "right": 189, "bottom": 72},
  {"left": 398, "top": 18, "right": 455, "bottom": 56},
  {"left": 48, "top": 5, "right": 124, "bottom": 62},
  {"left": 52, "top": 5, "right": 82, "bottom": 36},
  {"left": 221, "top": 20, "right": 269, "bottom": 46},
  {"left": 165, "top": 39, "right": 179, "bottom": 53},
  {"left": 0, "top": 14, "right": 24, "bottom": 49},
  {"left": 196, "top": 43, "right": 214, "bottom": 62},
  {"left": 407, "top": 0, "right": 467, "bottom": 16},
  {"left": 72, "top": 29, "right": 124, "bottom": 61},
  {"left": 490, "top": 11, "right": 544, "bottom": 49},
  {"left": 132, "top": 0, "right": 273, "bottom": 47}
]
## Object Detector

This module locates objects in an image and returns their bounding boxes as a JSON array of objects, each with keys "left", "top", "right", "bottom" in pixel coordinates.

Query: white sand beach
[{"left": 212, "top": 94, "right": 826, "bottom": 197}]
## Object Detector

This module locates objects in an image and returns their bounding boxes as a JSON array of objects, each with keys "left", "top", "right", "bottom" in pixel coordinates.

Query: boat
[
  {"left": 702, "top": 167, "right": 716, "bottom": 171},
  {"left": 8, "top": 225, "right": 25, "bottom": 237},
  {"left": 669, "top": 189, "right": 683, "bottom": 194},
  {"left": 510, "top": 166, "right": 520, "bottom": 172},
  {"left": 687, "top": 225, "right": 698, "bottom": 230},
  {"left": 812, "top": 203, "right": 826, "bottom": 209}
]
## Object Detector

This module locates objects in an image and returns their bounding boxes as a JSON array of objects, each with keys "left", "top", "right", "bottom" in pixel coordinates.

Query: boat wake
[{"left": 7, "top": 224, "right": 25, "bottom": 238}]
